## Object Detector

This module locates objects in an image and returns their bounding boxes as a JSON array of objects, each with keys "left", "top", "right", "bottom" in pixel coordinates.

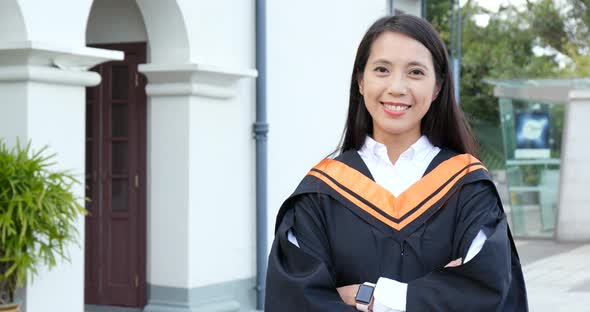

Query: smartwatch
[{"left": 355, "top": 282, "right": 376, "bottom": 311}]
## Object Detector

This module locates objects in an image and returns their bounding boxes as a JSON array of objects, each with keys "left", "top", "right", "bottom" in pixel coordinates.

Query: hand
[
  {"left": 445, "top": 257, "right": 463, "bottom": 268},
  {"left": 336, "top": 284, "right": 359, "bottom": 306}
]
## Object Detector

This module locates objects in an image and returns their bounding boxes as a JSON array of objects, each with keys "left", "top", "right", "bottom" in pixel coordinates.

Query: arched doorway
[{"left": 85, "top": 0, "right": 148, "bottom": 308}]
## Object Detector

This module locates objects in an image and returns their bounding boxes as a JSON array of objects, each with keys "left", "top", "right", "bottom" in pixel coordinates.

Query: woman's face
[{"left": 359, "top": 31, "right": 439, "bottom": 143}]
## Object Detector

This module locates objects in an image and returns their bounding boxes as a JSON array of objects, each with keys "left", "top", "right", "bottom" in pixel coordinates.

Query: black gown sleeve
[
  {"left": 265, "top": 194, "right": 356, "bottom": 312},
  {"left": 405, "top": 181, "right": 528, "bottom": 312}
]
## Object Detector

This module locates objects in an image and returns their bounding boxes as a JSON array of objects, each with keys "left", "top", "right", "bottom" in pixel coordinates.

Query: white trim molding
[
  {"left": 570, "top": 90, "right": 590, "bottom": 101},
  {"left": 138, "top": 63, "right": 258, "bottom": 99},
  {"left": 493, "top": 85, "right": 570, "bottom": 104},
  {"left": 0, "top": 65, "right": 100, "bottom": 86},
  {"left": 0, "top": 41, "right": 124, "bottom": 86}
]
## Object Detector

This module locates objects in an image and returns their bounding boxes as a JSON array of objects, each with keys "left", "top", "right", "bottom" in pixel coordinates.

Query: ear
[{"left": 432, "top": 82, "right": 441, "bottom": 100}]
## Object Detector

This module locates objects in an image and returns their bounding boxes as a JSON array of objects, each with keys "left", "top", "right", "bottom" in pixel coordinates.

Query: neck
[{"left": 373, "top": 129, "right": 422, "bottom": 164}]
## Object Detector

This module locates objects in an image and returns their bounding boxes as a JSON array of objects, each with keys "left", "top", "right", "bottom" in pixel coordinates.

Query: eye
[
  {"left": 409, "top": 69, "right": 425, "bottom": 76},
  {"left": 374, "top": 66, "right": 389, "bottom": 74}
]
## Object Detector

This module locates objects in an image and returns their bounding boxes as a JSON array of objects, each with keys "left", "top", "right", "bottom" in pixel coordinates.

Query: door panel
[{"left": 85, "top": 43, "right": 146, "bottom": 308}]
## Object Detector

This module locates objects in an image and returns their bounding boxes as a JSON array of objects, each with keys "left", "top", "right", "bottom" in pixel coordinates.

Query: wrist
[{"left": 368, "top": 296, "right": 375, "bottom": 311}]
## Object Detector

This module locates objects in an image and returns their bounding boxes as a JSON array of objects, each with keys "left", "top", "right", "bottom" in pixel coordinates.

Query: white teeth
[{"left": 384, "top": 104, "right": 410, "bottom": 111}]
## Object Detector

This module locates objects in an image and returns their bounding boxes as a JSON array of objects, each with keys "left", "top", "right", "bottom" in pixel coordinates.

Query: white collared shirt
[
  {"left": 357, "top": 135, "right": 441, "bottom": 197},
  {"left": 287, "top": 135, "right": 487, "bottom": 312}
]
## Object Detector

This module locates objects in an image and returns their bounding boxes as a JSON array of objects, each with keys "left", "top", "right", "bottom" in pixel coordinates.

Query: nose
[{"left": 387, "top": 73, "right": 408, "bottom": 96}]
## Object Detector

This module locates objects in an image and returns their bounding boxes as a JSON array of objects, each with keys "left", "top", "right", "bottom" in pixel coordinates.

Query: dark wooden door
[{"left": 85, "top": 43, "right": 147, "bottom": 308}]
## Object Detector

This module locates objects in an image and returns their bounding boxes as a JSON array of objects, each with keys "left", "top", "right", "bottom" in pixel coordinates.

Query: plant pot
[{"left": 0, "top": 303, "right": 19, "bottom": 312}]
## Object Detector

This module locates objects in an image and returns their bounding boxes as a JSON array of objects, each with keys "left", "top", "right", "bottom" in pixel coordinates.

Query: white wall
[
  {"left": 135, "top": 0, "right": 190, "bottom": 64},
  {"left": 86, "top": 0, "right": 147, "bottom": 44},
  {"left": 18, "top": 0, "right": 92, "bottom": 45},
  {"left": 0, "top": 81, "right": 86, "bottom": 312},
  {"left": 146, "top": 97, "right": 192, "bottom": 287},
  {"left": 266, "top": 1, "right": 387, "bottom": 248},
  {"left": 557, "top": 90, "right": 590, "bottom": 241},
  {"left": 144, "top": 79, "right": 259, "bottom": 290},
  {"left": 178, "top": 0, "right": 255, "bottom": 68},
  {"left": 23, "top": 83, "right": 86, "bottom": 312},
  {"left": 178, "top": 0, "right": 257, "bottom": 288},
  {"left": 187, "top": 81, "right": 256, "bottom": 287},
  {"left": 0, "top": 0, "right": 27, "bottom": 42},
  {"left": 0, "top": 84, "right": 28, "bottom": 143}
]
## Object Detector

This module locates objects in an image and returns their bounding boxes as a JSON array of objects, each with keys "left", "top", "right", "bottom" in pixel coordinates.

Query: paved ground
[{"left": 517, "top": 239, "right": 590, "bottom": 311}]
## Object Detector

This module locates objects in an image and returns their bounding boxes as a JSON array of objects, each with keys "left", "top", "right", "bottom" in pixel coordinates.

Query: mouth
[{"left": 381, "top": 102, "right": 411, "bottom": 115}]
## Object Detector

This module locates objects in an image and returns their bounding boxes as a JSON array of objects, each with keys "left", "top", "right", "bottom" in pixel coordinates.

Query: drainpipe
[
  {"left": 455, "top": 1, "right": 462, "bottom": 104},
  {"left": 449, "top": 0, "right": 455, "bottom": 61},
  {"left": 450, "top": 0, "right": 462, "bottom": 104},
  {"left": 254, "top": 0, "right": 268, "bottom": 309}
]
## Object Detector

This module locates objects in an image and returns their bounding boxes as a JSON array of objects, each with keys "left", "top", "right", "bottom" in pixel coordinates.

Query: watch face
[{"left": 356, "top": 284, "right": 374, "bottom": 304}]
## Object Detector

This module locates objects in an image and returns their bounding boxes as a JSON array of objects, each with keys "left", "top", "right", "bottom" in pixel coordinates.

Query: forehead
[{"left": 368, "top": 31, "right": 434, "bottom": 66}]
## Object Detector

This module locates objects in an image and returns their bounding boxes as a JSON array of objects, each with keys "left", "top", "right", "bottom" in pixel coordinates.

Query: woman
[{"left": 265, "top": 14, "right": 528, "bottom": 312}]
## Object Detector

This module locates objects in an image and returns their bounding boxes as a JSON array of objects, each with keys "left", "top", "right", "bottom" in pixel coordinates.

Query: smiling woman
[
  {"left": 265, "top": 14, "right": 528, "bottom": 312},
  {"left": 359, "top": 31, "right": 439, "bottom": 156}
]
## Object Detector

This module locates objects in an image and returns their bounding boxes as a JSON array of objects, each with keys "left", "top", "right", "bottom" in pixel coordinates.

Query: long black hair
[{"left": 338, "top": 14, "right": 478, "bottom": 156}]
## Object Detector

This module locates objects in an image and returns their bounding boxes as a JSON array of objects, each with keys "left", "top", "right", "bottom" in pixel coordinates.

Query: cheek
[
  {"left": 363, "top": 94, "right": 378, "bottom": 116},
  {"left": 362, "top": 86, "right": 380, "bottom": 109},
  {"left": 418, "top": 97, "right": 433, "bottom": 114},
  {"left": 362, "top": 93, "right": 381, "bottom": 120},
  {"left": 412, "top": 89, "right": 434, "bottom": 115},
  {"left": 420, "top": 93, "right": 433, "bottom": 105},
  {"left": 416, "top": 83, "right": 437, "bottom": 104}
]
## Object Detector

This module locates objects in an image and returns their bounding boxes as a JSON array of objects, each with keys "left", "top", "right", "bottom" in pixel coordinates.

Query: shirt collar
[
  {"left": 359, "top": 135, "right": 435, "bottom": 164},
  {"left": 410, "top": 135, "right": 435, "bottom": 162}
]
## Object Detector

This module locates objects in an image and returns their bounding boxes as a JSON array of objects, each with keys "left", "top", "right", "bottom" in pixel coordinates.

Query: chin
[{"left": 375, "top": 122, "right": 420, "bottom": 137}]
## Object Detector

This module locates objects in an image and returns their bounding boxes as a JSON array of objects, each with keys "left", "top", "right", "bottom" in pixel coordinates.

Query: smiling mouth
[{"left": 382, "top": 102, "right": 411, "bottom": 111}]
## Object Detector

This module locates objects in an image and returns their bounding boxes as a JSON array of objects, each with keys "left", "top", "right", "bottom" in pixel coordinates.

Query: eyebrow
[{"left": 372, "top": 59, "right": 430, "bottom": 70}]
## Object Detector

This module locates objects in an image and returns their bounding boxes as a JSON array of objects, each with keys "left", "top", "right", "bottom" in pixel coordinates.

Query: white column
[
  {"left": 139, "top": 63, "right": 256, "bottom": 311},
  {"left": 556, "top": 89, "right": 590, "bottom": 241},
  {"left": 0, "top": 41, "right": 122, "bottom": 312}
]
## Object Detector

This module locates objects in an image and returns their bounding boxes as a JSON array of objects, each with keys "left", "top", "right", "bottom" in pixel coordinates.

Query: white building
[{"left": 0, "top": 1, "right": 424, "bottom": 311}]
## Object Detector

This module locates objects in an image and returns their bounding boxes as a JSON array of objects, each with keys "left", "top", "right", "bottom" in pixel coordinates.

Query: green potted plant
[{"left": 0, "top": 140, "right": 86, "bottom": 311}]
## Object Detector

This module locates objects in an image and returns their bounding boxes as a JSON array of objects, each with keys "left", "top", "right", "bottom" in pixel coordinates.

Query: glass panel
[
  {"left": 111, "top": 179, "right": 128, "bottom": 212},
  {"left": 112, "top": 65, "right": 129, "bottom": 100},
  {"left": 499, "top": 98, "right": 564, "bottom": 238},
  {"left": 112, "top": 104, "right": 128, "bottom": 137},
  {"left": 111, "top": 142, "right": 128, "bottom": 175}
]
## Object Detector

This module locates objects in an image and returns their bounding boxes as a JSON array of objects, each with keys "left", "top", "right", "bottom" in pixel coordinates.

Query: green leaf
[{"left": 0, "top": 139, "right": 87, "bottom": 299}]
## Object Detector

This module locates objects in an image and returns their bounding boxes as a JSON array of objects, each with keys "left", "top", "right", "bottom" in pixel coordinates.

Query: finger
[{"left": 444, "top": 257, "right": 463, "bottom": 268}]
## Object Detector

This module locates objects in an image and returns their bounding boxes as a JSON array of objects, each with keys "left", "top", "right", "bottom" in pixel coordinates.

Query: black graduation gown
[{"left": 265, "top": 149, "right": 528, "bottom": 312}]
